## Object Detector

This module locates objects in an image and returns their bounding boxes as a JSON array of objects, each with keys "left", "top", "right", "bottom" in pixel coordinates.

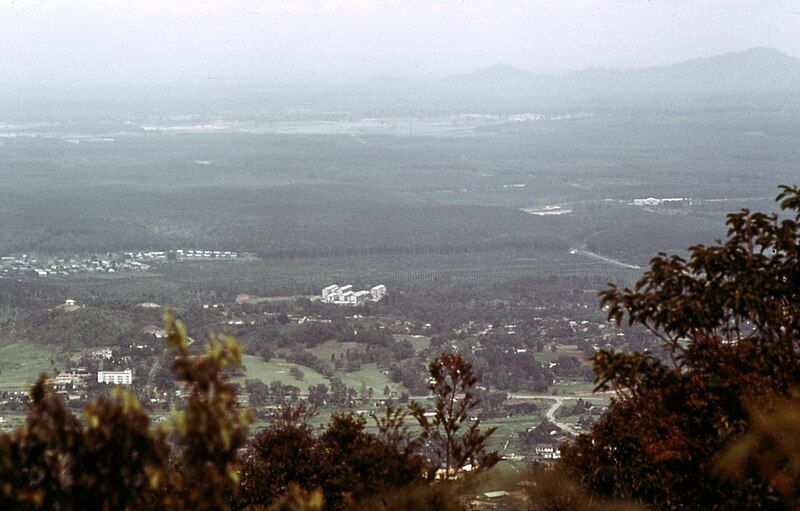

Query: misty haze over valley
[{"left": 1, "top": 2, "right": 800, "bottom": 509}]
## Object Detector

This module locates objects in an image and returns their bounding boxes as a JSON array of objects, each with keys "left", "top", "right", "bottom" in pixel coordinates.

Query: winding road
[{"left": 509, "top": 394, "right": 587, "bottom": 435}]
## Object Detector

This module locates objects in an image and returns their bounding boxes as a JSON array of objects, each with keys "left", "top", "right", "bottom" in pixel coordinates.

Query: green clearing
[
  {"left": 0, "top": 340, "right": 59, "bottom": 391},
  {"left": 309, "top": 340, "right": 352, "bottom": 362},
  {"left": 335, "top": 363, "right": 402, "bottom": 395},
  {"left": 547, "top": 381, "right": 599, "bottom": 396},
  {"left": 308, "top": 342, "right": 405, "bottom": 395},
  {"left": 393, "top": 334, "right": 430, "bottom": 352},
  {"left": 481, "top": 414, "right": 545, "bottom": 453},
  {"left": 533, "top": 344, "right": 590, "bottom": 364},
  {"left": 237, "top": 355, "right": 328, "bottom": 392},
  {"left": 239, "top": 351, "right": 402, "bottom": 397}
]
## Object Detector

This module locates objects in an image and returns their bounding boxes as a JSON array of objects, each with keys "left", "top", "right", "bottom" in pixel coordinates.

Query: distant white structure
[
  {"left": 351, "top": 290, "right": 370, "bottom": 306},
  {"left": 322, "top": 284, "right": 339, "bottom": 302},
  {"left": 633, "top": 197, "right": 691, "bottom": 207},
  {"left": 321, "top": 284, "right": 387, "bottom": 306},
  {"left": 534, "top": 444, "right": 561, "bottom": 459},
  {"left": 370, "top": 285, "right": 387, "bottom": 301},
  {"left": 97, "top": 370, "right": 133, "bottom": 385},
  {"left": 65, "top": 299, "right": 76, "bottom": 307},
  {"left": 91, "top": 348, "right": 113, "bottom": 360},
  {"left": 52, "top": 370, "right": 90, "bottom": 387}
]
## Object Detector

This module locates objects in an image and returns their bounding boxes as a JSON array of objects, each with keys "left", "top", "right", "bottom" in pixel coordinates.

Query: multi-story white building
[
  {"left": 370, "top": 284, "right": 387, "bottom": 301},
  {"left": 351, "top": 290, "right": 370, "bottom": 306},
  {"left": 322, "top": 284, "right": 339, "bottom": 301},
  {"left": 321, "top": 283, "right": 387, "bottom": 306},
  {"left": 97, "top": 369, "right": 133, "bottom": 385}
]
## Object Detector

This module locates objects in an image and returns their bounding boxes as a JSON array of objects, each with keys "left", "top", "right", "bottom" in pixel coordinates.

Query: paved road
[
  {"left": 509, "top": 394, "right": 585, "bottom": 435},
  {"left": 571, "top": 246, "right": 641, "bottom": 270}
]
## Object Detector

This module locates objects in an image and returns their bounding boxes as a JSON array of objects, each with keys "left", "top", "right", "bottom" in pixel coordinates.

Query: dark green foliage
[
  {"left": 525, "top": 466, "right": 642, "bottom": 511},
  {"left": 560, "top": 185, "right": 800, "bottom": 510},
  {"left": 163, "top": 313, "right": 253, "bottom": 510},
  {"left": 237, "top": 406, "right": 322, "bottom": 508},
  {"left": 0, "top": 312, "right": 251, "bottom": 511},
  {"left": 236, "top": 407, "right": 427, "bottom": 510},
  {"left": 0, "top": 379, "right": 169, "bottom": 510},
  {"left": 717, "top": 394, "right": 800, "bottom": 508},
  {"left": 0, "top": 315, "right": 498, "bottom": 511},
  {"left": 410, "top": 353, "right": 499, "bottom": 479}
]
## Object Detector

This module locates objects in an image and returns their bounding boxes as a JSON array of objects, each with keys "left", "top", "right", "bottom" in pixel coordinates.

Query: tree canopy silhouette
[{"left": 559, "top": 185, "right": 800, "bottom": 510}]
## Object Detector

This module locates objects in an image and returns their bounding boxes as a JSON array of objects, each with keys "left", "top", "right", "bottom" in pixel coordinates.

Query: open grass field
[
  {"left": 236, "top": 355, "right": 329, "bottom": 392},
  {"left": 393, "top": 334, "right": 431, "bottom": 353},
  {"left": 532, "top": 344, "right": 590, "bottom": 365},
  {"left": 238, "top": 353, "right": 401, "bottom": 397},
  {"left": 335, "top": 363, "right": 402, "bottom": 395},
  {"left": 481, "top": 414, "right": 547, "bottom": 453},
  {"left": 309, "top": 340, "right": 357, "bottom": 362},
  {"left": 547, "top": 381, "right": 601, "bottom": 396},
  {"left": 0, "top": 340, "right": 59, "bottom": 391}
]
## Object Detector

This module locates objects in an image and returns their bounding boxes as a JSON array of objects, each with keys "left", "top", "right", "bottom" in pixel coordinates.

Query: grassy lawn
[
  {"left": 533, "top": 344, "right": 591, "bottom": 364},
  {"left": 482, "top": 413, "right": 544, "bottom": 453},
  {"left": 393, "top": 334, "right": 430, "bottom": 353},
  {"left": 336, "top": 363, "right": 402, "bottom": 396},
  {"left": 237, "top": 355, "right": 328, "bottom": 392},
  {"left": 308, "top": 340, "right": 353, "bottom": 361},
  {"left": 546, "top": 381, "right": 598, "bottom": 396},
  {"left": 0, "top": 340, "right": 59, "bottom": 391}
]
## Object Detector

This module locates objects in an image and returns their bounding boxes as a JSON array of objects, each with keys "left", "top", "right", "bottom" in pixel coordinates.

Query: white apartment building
[
  {"left": 97, "top": 369, "right": 133, "bottom": 385},
  {"left": 370, "top": 284, "right": 387, "bottom": 301},
  {"left": 351, "top": 290, "right": 370, "bottom": 306},
  {"left": 321, "top": 283, "right": 387, "bottom": 306},
  {"left": 322, "top": 284, "right": 339, "bottom": 301}
]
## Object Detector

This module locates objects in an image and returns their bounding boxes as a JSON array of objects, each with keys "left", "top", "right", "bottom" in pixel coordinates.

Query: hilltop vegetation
[{"left": 557, "top": 185, "right": 800, "bottom": 510}]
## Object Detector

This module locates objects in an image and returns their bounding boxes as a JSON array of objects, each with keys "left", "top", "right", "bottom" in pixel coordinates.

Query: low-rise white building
[
  {"left": 633, "top": 197, "right": 662, "bottom": 206},
  {"left": 52, "top": 370, "right": 90, "bottom": 387},
  {"left": 97, "top": 370, "right": 133, "bottom": 385},
  {"left": 534, "top": 444, "right": 560, "bottom": 459},
  {"left": 92, "top": 348, "right": 113, "bottom": 359}
]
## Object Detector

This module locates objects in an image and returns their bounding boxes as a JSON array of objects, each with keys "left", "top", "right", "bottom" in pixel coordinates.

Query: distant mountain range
[
  {"left": 440, "top": 48, "right": 800, "bottom": 99},
  {"left": 6, "top": 48, "right": 798, "bottom": 120}
]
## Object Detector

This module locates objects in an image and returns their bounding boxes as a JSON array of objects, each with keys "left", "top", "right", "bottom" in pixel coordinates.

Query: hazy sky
[{"left": 3, "top": 0, "right": 800, "bottom": 89}]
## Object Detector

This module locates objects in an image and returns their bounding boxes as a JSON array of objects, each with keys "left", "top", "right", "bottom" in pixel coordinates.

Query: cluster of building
[
  {"left": 51, "top": 369, "right": 133, "bottom": 387},
  {"left": 0, "top": 254, "right": 152, "bottom": 277},
  {"left": 0, "top": 249, "right": 242, "bottom": 279},
  {"left": 121, "top": 249, "right": 238, "bottom": 260},
  {"left": 321, "top": 284, "right": 387, "bottom": 306},
  {"left": 174, "top": 249, "right": 238, "bottom": 259},
  {"left": 632, "top": 197, "right": 691, "bottom": 207}
]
